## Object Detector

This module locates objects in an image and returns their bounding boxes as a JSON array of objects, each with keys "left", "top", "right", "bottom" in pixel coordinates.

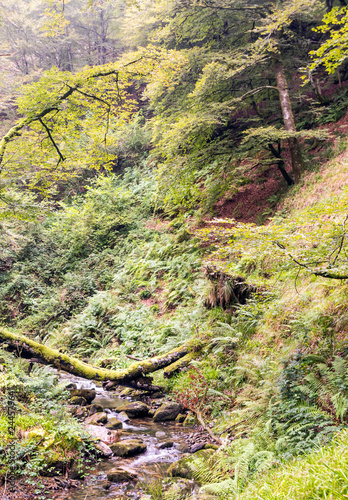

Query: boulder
[
  {"left": 153, "top": 402, "right": 183, "bottom": 422},
  {"left": 65, "top": 383, "right": 77, "bottom": 391},
  {"left": 110, "top": 439, "right": 147, "bottom": 457},
  {"left": 158, "top": 440, "right": 174, "bottom": 449},
  {"left": 117, "top": 411, "right": 130, "bottom": 422},
  {"left": 176, "top": 442, "right": 190, "bottom": 454},
  {"left": 84, "top": 424, "right": 120, "bottom": 445},
  {"left": 70, "top": 389, "right": 96, "bottom": 404},
  {"left": 106, "top": 416, "right": 123, "bottom": 430},
  {"left": 95, "top": 441, "right": 113, "bottom": 458},
  {"left": 107, "top": 465, "right": 139, "bottom": 482},
  {"left": 84, "top": 412, "right": 108, "bottom": 425},
  {"left": 71, "top": 406, "right": 88, "bottom": 419},
  {"left": 69, "top": 396, "right": 87, "bottom": 406},
  {"left": 190, "top": 443, "right": 205, "bottom": 453},
  {"left": 87, "top": 403, "right": 104, "bottom": 416},
  {"left": 117, "top": 401, "right": 149, "bottom": 418}
]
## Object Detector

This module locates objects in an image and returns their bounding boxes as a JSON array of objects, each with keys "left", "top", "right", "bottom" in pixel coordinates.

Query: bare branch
[
  {"left": 273, "top": 241, "right": 348, "bottom": 280},
  {"left": 38, "top": 118, "right": 65, "bottom": 163}
]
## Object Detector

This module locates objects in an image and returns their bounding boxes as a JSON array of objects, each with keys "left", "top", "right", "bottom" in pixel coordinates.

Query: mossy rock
[
  {"left": 110, "top": 439, "right": 147, "bottom": 457},
  {"left": 204, "top": 444, "right": 219, "bottom": 451},
  {"left": 119, "top": 387, "right": 146, "bottom": 397},
  {"left": 153, "top": 402, "right": 183, "bottom": 422},
  {"left": 84, "top": 412, "right": 108, "bottom": 425},
  {"left": 69, "top": 395, "right": 87, "bottom": 406},
  {"left": 183, "top": 413, "right": 197, "bottom": 427},
  {"left": 119, "top": 387, "right": 134, "bottom": 397},
  {"left": 107, "top": 465, "right": 138, "bottom": 482},
  {"left": 167, "top": 450, "right": 215, "bottom": 481},
  {"left": 117, "top": 401, "right": 149, "bottom": 418},
  {"left": 70, "top": 389, "right": 96, "bottom": 404},
  {"left": 87, "top": 403, "right": 104, "bottom": 416},
  {"left": 106, "top": 416, "right": 123, "bottom": 430},
  {"left": 175, "top": 413, "right": 186, "bottom": 423},
  {"left": 71, "top": 406, "right": 88, "bottom": 419},
  {"left": 158, "top": 440, "right": 174, "bottom": 449}
]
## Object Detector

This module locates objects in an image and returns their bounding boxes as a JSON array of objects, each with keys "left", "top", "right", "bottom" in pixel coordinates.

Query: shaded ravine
[{"left": 54, "top": 373, "right": 197, "bottom": 500}]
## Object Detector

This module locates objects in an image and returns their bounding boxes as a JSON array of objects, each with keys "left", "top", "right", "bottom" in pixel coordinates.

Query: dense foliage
[{"left": 2, "top": 0, "right": 348, "bottom": 499}]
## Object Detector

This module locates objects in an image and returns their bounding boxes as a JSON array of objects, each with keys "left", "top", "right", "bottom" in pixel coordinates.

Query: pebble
[{"left": 155, "top": 431, "right": 166, "bottom": 438}]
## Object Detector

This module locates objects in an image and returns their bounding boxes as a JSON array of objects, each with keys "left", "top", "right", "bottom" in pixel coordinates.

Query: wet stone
[
  {"left": 87, "top": 403, "right": 104, "bottom": 416},
  {"left": 153, "top": 402, "right": 183, "bottom": 422},
  {"left": 84, "top": 424, "right": 120, "bottom": 445},
  {"left": 107, "top": 465, "right": 139, "bottom": 482},
  {"left": 84, "top": 412, "right": 108, "bottom": 425},
  {"left": 117, "top": 411, "right": 130, "bottom": 422},
  {"left": 69, "top": 396, "right": 87, "bottom": 406},
  {"left": 158, "top": 440, "right": 174, "bottom": 449},
  {"left": 155, "top": 431, "right": 166, "bottom": 438},
  {"left": 105, "top": 416, "right": 123, "bottom": 430},
  {"left": 110, "top": 439, "right": 147, "bottom": 457},
  {"left": 190, "top": 443, "right": 205, "bottom": 453},
  {"left": 95, "top": 441, "right": 113, "bottom": 458},
  {"left": 117, "top": 401, "right": 149, "bottom": 418},
  {"left": 70, "top": 389, "right": 96, "bottom": 404}
]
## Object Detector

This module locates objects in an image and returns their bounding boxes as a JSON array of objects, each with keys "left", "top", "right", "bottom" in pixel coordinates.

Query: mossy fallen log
[
  {"left": 0, "top": 327, "right": 202, "bottom": 388},
  {"left": 163, "top": 351, "right": 201, "bottom": 378}
]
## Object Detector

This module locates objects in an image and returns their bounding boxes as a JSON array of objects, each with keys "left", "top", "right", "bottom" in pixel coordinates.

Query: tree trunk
[
  {"left": 0, "top": 328, "right": 201, "bottom": 389},
  {"left": 274, "top": 58, "right": 303, "bottom": 183},
  {"left": 268, "top": 142, "right": 294, "bottom": 186}
]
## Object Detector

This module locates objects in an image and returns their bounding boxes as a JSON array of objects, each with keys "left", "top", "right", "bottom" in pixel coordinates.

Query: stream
[{"left": 54, "top": 373, "right": 197, "bottom": 500}]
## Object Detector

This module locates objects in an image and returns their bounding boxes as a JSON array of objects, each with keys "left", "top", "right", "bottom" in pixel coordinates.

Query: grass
[{"left": 236, "top": 430, "right": 348, "bottom": 500}]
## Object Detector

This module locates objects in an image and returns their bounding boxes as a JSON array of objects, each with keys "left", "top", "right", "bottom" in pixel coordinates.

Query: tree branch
[
  {"left": 239, "top": 86, "right": 279, "bottom": 100},
  {"left": 274, "top": 241, "right": 348, "bottom": 280},
  {"left": 0, "top": 57, "right": 144, "bottom": 169},
  {"left": 38, "top": 118, "right": 65, "bottom": 163}
]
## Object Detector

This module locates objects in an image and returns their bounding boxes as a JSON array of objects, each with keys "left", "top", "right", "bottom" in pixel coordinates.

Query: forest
[{"left": 1, "top": 0, "right": 348, "bottom": 498}]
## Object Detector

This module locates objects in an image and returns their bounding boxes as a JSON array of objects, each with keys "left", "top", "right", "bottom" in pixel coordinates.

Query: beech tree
[{"left": 122, "top": 0, "right": 325, "bottom": 218}]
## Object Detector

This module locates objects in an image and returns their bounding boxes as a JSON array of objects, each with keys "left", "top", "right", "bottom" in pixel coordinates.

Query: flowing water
[{"left": 54, "top": 373, "right": 195, "bottom": 500}]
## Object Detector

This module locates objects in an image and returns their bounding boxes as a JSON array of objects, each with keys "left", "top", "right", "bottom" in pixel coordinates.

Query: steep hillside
[{"left": 1, "top": 130, "right": 348, "bottom": 498}]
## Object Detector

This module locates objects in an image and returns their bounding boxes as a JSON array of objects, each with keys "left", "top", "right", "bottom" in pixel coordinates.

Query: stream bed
[{"left": 54, "top": 373, "right": 197, "bottom": 500}]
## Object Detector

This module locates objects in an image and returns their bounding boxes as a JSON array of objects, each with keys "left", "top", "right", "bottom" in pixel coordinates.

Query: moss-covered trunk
[{"left": 0, "top": 328, "right": 201, "bottom": 388}]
